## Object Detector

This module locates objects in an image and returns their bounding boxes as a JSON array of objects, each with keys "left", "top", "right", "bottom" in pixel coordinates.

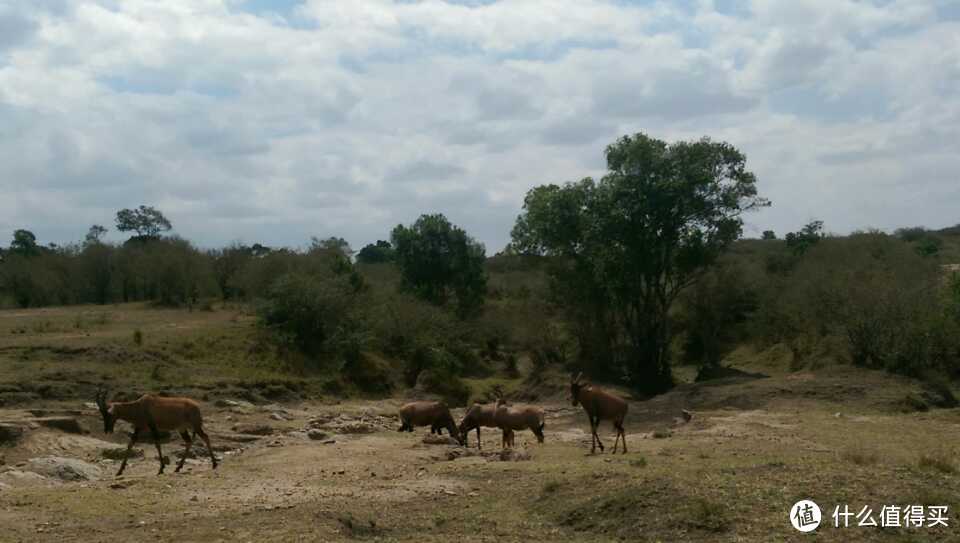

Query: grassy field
[{"left": 1, "top": 304, "right": 959, "bottom": 542}]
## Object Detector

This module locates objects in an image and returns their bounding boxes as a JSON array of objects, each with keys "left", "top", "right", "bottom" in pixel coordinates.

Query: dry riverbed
[{"left": 2, "top": 364, "right": 960, "bottom": 542}]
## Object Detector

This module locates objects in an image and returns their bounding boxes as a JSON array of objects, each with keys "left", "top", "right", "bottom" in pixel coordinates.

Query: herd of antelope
[{"left": 92, "top": 372, "right": 628, "bottom": 477}]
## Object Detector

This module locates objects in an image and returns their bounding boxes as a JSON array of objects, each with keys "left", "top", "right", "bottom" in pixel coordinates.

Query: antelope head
[
  {"left": 570, "top": 372, "right": 586, "bottom": 407},
  {"left": 95, "top": 387, "right": 116, "bottom": 433}
]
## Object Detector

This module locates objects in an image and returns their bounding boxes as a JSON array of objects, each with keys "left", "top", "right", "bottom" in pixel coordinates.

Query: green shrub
[
  {"left": 417, "top": 367, "right": 471, "bottom": 407},
  {"left": 257, "top": 271, "right": 363, "bottom": 362}
]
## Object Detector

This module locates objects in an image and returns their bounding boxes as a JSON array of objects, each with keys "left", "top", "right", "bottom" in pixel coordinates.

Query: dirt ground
[
  {"left": 1, "top": 305, "right": 959, "bottom": 542},
  {"left": 2, "top": 373, "right": 959, "bottom": 542}
]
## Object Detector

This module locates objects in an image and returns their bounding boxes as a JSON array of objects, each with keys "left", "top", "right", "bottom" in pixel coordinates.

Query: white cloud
[{"left": 0, "top": 0, "right": 958, "bottom": 251}]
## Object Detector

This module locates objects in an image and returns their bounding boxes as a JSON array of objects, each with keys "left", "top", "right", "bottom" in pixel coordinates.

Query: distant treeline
[{"left": 3, "top": 133, "right": 960, "bottom": 397}]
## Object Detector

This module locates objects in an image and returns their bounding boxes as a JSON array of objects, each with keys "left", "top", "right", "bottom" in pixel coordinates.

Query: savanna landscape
[
  {"left": 2, "top": 196, "right": 960, "bottom": 542},
  {"left": 3, "top": 2, "right": 960, "bottom": 542}
]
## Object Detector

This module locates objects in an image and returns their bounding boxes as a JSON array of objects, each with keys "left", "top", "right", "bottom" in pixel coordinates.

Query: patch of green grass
[
  {"left": 629, "top": 457, "right": 648, "bottom": 468},
  {"left": 652, "top": 429, "right": 672, "bottom": 439},
  {"left": 133, "top": 328, "right": 143, "bottom": 346},
  {"left": 683, "top": 497, "right": 731, "bottom": 533},
  {"left": 541, "top": 480, "right": 562, "bottom": 496}
]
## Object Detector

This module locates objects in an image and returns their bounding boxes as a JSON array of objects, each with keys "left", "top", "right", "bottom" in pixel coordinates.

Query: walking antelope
[
  {"left": 95, "top": 388, "right": 218, "bottom": 476},
  {"left": 570, "top": 372, "right": 628, "bottom": 454}
]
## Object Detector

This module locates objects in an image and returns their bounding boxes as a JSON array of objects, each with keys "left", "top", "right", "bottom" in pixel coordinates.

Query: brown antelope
[
  {"left": 397, "top": 401, "right": 464, "bottom": 445},
  {"left": 95, "top": 388, "right": 218, "bottom": 476},
  {"left": 493, "top": 399, "right": 545, "bottom": 448},
  {"left": 458, "top": 402, "right": 498, "bottom": 449},
  {"left": 570, "top": 372, "right": 628, "bottom": 454}
]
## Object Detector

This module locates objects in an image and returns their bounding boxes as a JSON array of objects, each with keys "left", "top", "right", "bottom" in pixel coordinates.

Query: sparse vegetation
[
  {"left": 918, "top": 452, "right": 957, "bottom": 474},
  {"left": 840, "top": 444, "right": 879, "bottom": 466}
]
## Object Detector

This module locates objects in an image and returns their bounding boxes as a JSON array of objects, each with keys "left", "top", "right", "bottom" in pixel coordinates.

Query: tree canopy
[
  {"left": 391, "top": 214, "right": 487, "bottom": 318},
  {"left": 357, "top": 240, "right": 395, "bottom": 264},
  {"left": 511, "top": 133, "right": 768, "bottom": 394},
  {"left": 115, "top": 205, "right": 172, "bottom": 240}
]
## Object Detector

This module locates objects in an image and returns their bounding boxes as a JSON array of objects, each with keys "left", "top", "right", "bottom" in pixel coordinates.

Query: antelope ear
[
  {"left": 107, "top": 405, "right": 115, "bottom": 415},
  {"left": 573, "top": 372, "right": 583, "bottom": 384}
]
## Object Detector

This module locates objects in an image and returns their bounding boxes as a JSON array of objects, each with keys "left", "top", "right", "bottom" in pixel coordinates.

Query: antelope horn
[{"left": 573, "top": 371, "right": 583, "bottom": 384}]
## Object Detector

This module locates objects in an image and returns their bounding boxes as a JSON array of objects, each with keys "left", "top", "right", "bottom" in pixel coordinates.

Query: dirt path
[{"left": 2, "top": 371, "right": 959, "bottom": 542}]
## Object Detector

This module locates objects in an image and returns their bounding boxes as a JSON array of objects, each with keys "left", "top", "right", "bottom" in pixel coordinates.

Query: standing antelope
[
  {"left": 95, "top": 388, "right": 218, "bottom": 476},
  {"left": 493, "top": 399, "right": 545, "bottom": 448},
  {"left": 458, "top": 402, "right": 498, "bottom": 449},
  {"left": 397, "top": 401, "right": 464, "bottom": 445},
  {"left": 570, "top": 372, "right": 628, "bottom": 454}
]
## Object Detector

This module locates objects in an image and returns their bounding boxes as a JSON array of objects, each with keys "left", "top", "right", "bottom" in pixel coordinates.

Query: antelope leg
[
  {"left": 175, "top": 430, "right": 192, "bottom": 473},
  {"left": 149, "top": 423, "right": 165, "bottom": 475},
  {"left": 196, "top": 428, "right": 218, "bottom": 469},
  {"left": 116, "top": 428, "right": 140, "bottom": 477}
]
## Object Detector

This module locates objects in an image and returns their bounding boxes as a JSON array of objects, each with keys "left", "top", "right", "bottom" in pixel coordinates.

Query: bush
[
  {"left": 404, "top": 345, "right": 459, "bottom": 387},
  {"left": 749, "top": 232, "right": 960, "bottom": 377},
  {"left": 679, "top": 260, "right": 757, "bottom": 368},
  {"left": 257, "top": 271, "right": 363, "bottom": 361},
  {"left": 416, "top": 367, "right": 471, "bottom": 407},
  {"left": 342, "top": 353, "right": 393, "bottom": 394}
]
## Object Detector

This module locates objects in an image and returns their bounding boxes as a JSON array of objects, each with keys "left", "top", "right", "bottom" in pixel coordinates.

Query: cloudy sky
[{"left": 1, "top": 0, "right": 958, "bottom": 252}]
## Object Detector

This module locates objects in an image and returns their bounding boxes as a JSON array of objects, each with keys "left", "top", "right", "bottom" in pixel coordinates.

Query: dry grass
[
  {"left": 840, "top": 444, "right": 880, "bottom": 466},
  {"left": 1, "top": 305, "right": 960, "bottom": 542},
  {"left": 918, "top": 452, "right": 957, "bottom": 474}
]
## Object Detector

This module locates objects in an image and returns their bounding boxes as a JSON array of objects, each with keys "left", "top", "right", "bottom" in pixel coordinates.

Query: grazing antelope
[
  {"left": 95, "top": 388, "right": 218, "bottom": 476},
  {"left": 493, "top": 399, "right": 545, "bottom": 449},
  {"left": 458, "top": 403, "right": 499, "bottom": 449},
  {"left": 397, "top": 401, "right": 464, "bottom": 445},
  {"left": 570, "top": 372, "right": 628, "bottom": 454}
]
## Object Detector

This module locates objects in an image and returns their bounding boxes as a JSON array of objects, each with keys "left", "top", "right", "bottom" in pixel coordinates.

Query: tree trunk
[{"left": 628, "top": 314, "right": 674, "bottom": 396}]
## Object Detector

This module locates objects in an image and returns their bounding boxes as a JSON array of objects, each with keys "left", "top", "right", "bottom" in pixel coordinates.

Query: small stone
[{"left": 307, "top": 429, "right": 328, "bottom": 441}]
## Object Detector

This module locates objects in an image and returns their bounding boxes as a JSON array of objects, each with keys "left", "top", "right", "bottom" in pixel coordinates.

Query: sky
[{"left": 1, "top": 0, "right": 958, "bottom": 253}]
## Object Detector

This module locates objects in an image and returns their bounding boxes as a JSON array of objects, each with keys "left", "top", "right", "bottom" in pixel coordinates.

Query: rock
[
  {"left": 102, "top": 447, "right": 144, "bottom": 460},
  {"left": 110, "top": 480, "right": 137, "bottom": 490},
  {"left": 31, "top": 417, "right": 86, "bottom": 434},
  {"left": 270, "top": 413, "right": 287, "bottom": 421},
  {"left": 307, "top": 429, "right": 328, "bottom": 441},
  {"left": 422, "top": 434, "right": 460, "bottom": 446},
  {"left": 492, "top": 449, "right": 531, "bottom": 462},
  {"left": 215, "top": 399, "right": 255, "bottom": 410},
  {"left": 231, "top": 424, "right": 273, "bottom": 436},
  {"left": 682, "top": 409, "right": 693, "bottom": 422},
  {"left": 0, "top": 470, "right": 50, "bottom": 487},
  {"left": 216, "top": 432, "right": 263, "bottom": 443},
  {"left": 322, "top": 439, "right": 336, "bottom": 445},
  {"left": 334, "top": 422, "right": 376, "bottom": 434},
  {"left": 26, "top": 456, "right": 103, "bottom": 481},
  {"left": 0, "top": 423, "right": 24, "bottom": 445},
  {"left": 446, "top": 448, "right": 481, "bottom": 461}
]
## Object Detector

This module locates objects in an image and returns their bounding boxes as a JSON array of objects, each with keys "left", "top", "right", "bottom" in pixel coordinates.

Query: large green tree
[
  {"left": 511, "top": 133, "right": 768, "bottom": 394},
  {"left": 10, "top": 229, "right": 40, "bottom": 256},
  {"left": 356, "top": 240, "right": 395, "bottom": 264},
  {"left": 391, "top": 214, "right": 487, "bottom": 318},
  {"left": 115, "top": 205, "right": 172, "bottom": 241}
]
